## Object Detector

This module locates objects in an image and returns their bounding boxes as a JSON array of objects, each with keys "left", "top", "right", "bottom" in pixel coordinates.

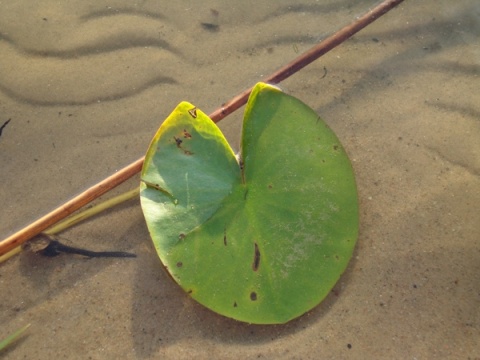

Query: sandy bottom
[{"left": 1, "top": 0, "right": 479, "bottom": 358}]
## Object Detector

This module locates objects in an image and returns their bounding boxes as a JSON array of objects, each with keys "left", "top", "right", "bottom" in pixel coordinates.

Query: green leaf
[{"left": 140, "top": 83, "right": 359, "bottom": 324}]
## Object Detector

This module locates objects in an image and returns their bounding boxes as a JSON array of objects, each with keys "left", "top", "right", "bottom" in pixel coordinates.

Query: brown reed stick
[{"left": 0, "top": 0, "right": 405, "bottom": 257}]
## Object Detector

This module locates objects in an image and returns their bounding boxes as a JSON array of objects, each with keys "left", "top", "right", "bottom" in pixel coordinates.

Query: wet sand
[{"left": 1, "top": 1, "right": 479, "bottom": 358}]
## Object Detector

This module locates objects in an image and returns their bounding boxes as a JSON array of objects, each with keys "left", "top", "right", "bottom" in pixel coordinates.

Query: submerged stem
[
  {"left": 44, "top": 187, "right": 139, "bottom": 235},
  {"left": 0, "top": 187, "right": 139, "bottom": 263}
]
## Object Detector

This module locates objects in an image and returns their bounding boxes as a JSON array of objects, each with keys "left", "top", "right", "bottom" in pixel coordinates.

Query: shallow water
[{"left": 1, "top": 1, "right": 479, "bottom": 358}]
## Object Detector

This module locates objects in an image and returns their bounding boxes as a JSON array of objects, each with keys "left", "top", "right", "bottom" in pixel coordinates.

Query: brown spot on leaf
[
  {"left": 183, "top": 129, "right": 192, "bottom": 138},
  {"left": 250, "top": 292, "right": 257, "bottom": 301},
  {"left": 233, "top": 302, "right": 237, "bottom": 307},
  {"left": 173, "top": 136, "right": 194, "bottom": 155},
  {"left": 174, "top": 136, "right": 182, "bottom": 147},
  {"left": 252, "top": 242, "right": 261, "bottom": 271},
  {"left": 176, "top": 262, "right": 183, "bottom": 267},
  {"left": 223, "top": 228, "right": 227, "bottom": 246}
]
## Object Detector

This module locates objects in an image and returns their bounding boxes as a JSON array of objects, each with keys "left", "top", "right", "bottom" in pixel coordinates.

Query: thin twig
[
  {"left": 209, "top": 0, "right": 405, "bottom": 122},
  {"left": 0, "top": 0, "right": 404, "bottom": 257},
  {"left": 0, "top": 323, "right": 31, "bottom": 352}
]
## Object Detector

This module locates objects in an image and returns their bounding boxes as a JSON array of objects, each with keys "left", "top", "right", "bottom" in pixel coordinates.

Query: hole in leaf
[
  {"left": 188, "top": 107, "right": 197, "bottom": 118},
  {"left": 250, "top": 292, "right": 257, "bottom": 301},
  {"left": 223, "top": 228, "right": 227, "bottom": 246},
  {"left": 176, "top": 261, "right": 183, "bottom": 267},
  {"left": 233, "top": 302, "right": 237, "bottom": 307}
]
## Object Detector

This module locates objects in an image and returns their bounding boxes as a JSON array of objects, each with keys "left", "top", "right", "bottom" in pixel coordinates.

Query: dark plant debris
[
  {"left": 201, "top": 22, "right": 219, "bottom": 32},
  {"left": 0, "top": 118, "right": 11, "bottom": 138},
  {"left": 24, "top": 234, "right": 135, "bottom": 258}
]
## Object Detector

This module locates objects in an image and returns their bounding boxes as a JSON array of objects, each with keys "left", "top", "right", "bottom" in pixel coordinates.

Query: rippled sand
[{"left": 1, "top": 1, "right": 478, "bottom": 358}]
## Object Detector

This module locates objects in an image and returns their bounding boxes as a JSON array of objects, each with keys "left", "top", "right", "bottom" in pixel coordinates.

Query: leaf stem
[
  {"left": 44, "top": 187, "right": 139, "bottom": 235},
  {"left": 0, "top": 188, "right": 139, "bottom": 263}
]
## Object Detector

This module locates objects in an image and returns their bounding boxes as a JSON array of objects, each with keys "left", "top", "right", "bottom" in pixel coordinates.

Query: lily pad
[{"left": 140, "top": 82, "right": 358, "bottom": 324}]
